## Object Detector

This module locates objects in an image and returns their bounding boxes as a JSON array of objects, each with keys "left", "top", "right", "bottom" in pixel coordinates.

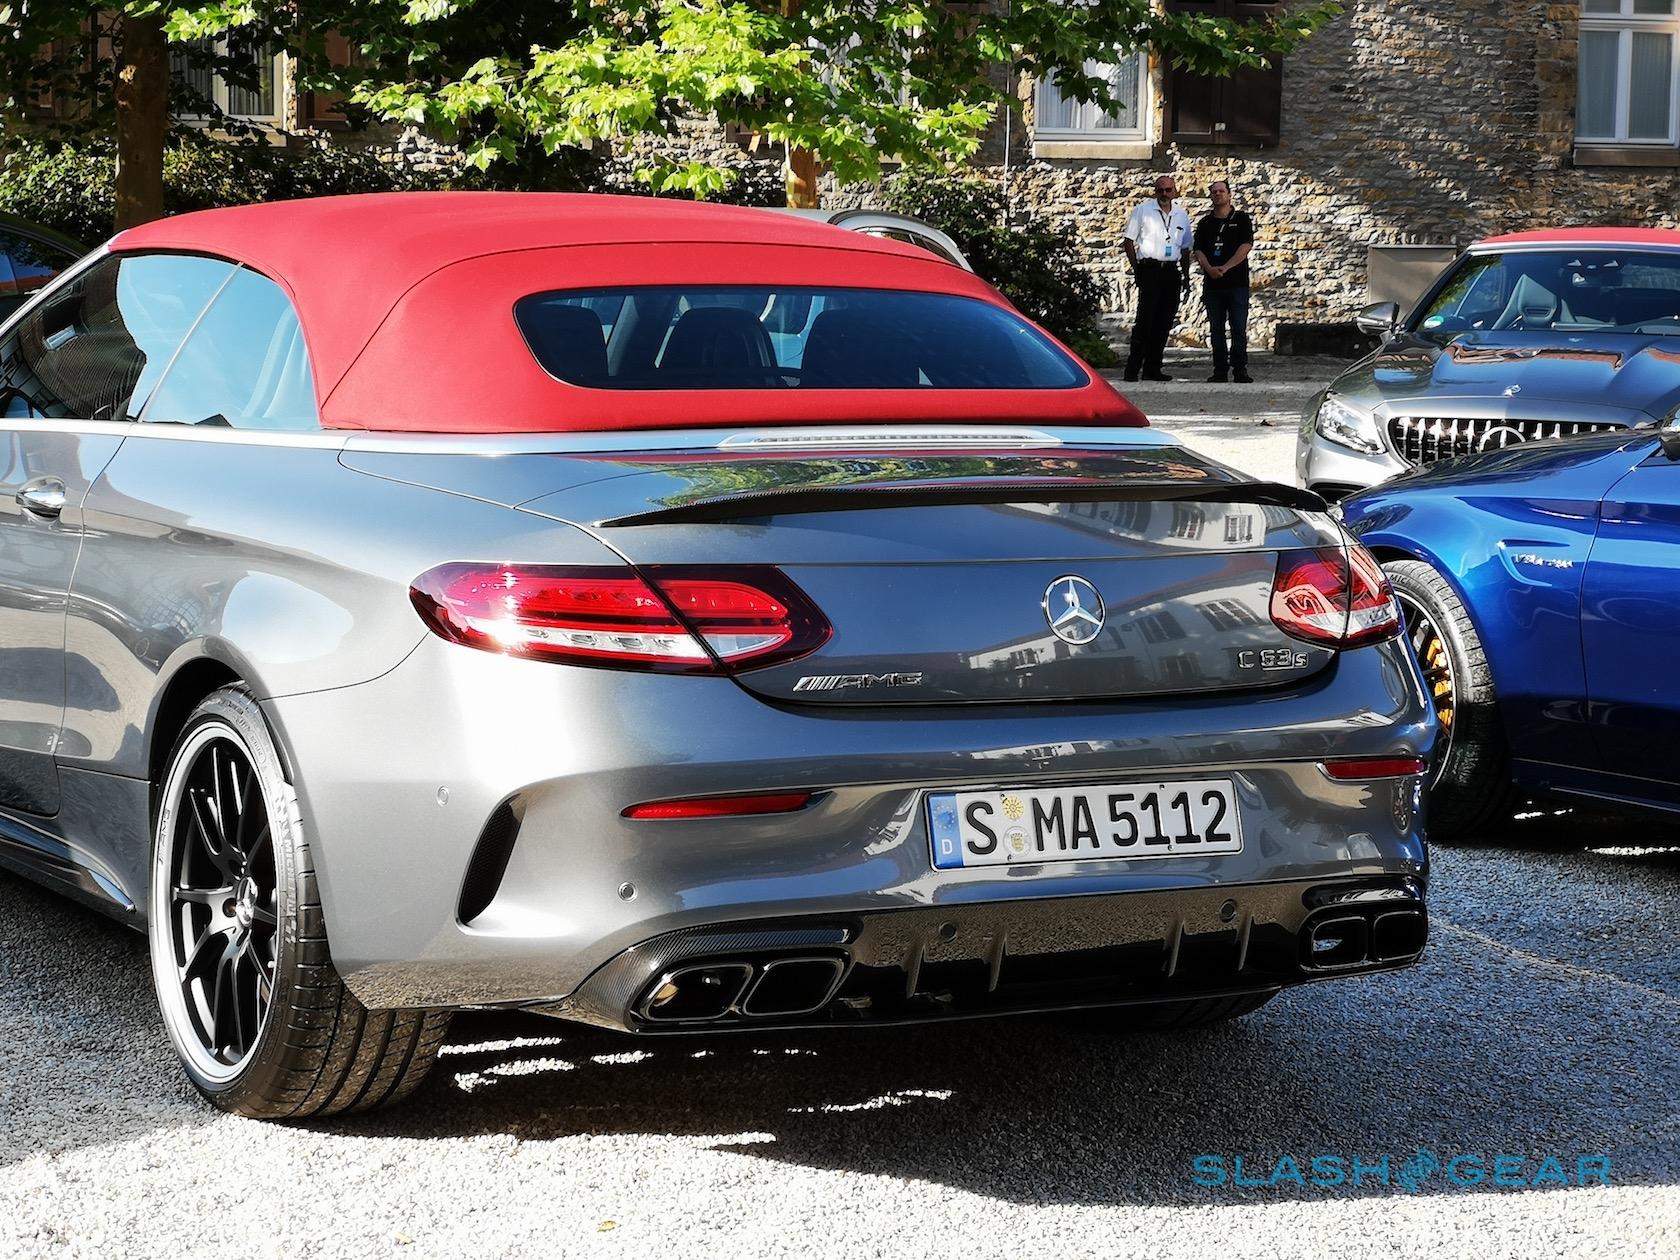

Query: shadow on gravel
[
  {"left": 0, "top": 874, "right": 216, "bottom": 1168},
  {"left": 7, "top": 798, "right": 1678, "bottom": 1205}
]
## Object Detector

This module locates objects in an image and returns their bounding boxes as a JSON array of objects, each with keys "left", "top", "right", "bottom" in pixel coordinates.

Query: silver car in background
[
  {"left": 0, "top": 193, "right": 1433, "bottom": 1119},
  {"left": 1299, "top": 228, "right": 1680, "bottom": 500}
]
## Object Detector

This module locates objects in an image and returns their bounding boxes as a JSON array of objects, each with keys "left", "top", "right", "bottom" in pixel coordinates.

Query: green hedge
[
  {"left": 881, "top": 172, "right": 1117, "bottom": 367},
  {"left": 0, "top": 134, "right": 449, "bottom": 245},
  {"left": 0, "top": 133, "right": 782, "bottom": 247}
]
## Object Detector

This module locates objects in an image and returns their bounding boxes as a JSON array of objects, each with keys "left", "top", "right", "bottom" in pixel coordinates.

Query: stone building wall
[{"left": 836, "top": 1, "right": 1680, "bottom": 350}]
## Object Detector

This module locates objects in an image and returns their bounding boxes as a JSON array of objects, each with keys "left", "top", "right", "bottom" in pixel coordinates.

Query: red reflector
[
  {"left": 623, "top": 792, "right": 814, "bottom": 820},
  {"left": 1321, "top": 757, "right": 1428, "bottom": 780},
  {"left": 1271, "top": 540, "right": 1401, "bottom": 650},
  {"left": 409, "top": 563, "right": 829, "bottom": 673}
]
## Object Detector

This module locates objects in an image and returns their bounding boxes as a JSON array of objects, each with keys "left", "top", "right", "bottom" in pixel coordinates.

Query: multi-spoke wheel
[
  {"left": 157, "top": 726, "right": 278, "bottom": 1082},
  {"left": 1381, "top": 560, "right": 1516, "bottom": 840},
  {"left": 1396, "top": 590, "right": 1457, "bottom": 789},
  {"left": 148, "top": 687, "right": 452, "bottom": 1117}
]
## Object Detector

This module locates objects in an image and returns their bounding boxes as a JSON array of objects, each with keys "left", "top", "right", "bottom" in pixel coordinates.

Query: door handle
[{"left": 16, "top": 478, "right": 67, "bottom": 520}]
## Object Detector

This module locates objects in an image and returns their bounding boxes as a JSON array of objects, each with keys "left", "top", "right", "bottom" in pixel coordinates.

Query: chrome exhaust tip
[
  {"left": 1302, "top": 914, "right": 1370, "bottom": 971},
  {"left": 1371, "top": 908, "right": 1428, "bottom": 962},
  {"left": 640, "top": 962, "right": 754, "bottom": 1022},
  {"left": 740, "top": 956, "right": 847, "bottom": 1017}
]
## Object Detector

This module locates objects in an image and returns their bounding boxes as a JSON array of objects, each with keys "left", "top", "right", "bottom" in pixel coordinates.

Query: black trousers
[
  {"left": 1204, "top": 286, "right": 1250, "bottom": 375},
  {"left": 1125, "top": 264, "right": 1182, "bottom": 377}
]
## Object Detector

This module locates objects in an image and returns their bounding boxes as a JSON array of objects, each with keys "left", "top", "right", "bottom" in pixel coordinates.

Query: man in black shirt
[{"left": 1192, "top": 180, "right": 1255, "bottom": 383}]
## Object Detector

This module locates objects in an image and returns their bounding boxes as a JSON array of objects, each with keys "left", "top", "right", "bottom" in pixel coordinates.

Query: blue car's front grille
[{"left": 1388, "top": 415, "right": 1625, "bottom": 466}]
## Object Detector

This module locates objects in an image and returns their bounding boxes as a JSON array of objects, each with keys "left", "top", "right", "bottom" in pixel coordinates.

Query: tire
[
  {"left": 1383, "top": 559, "right": 1517, "bottom": 841},
  {"left": 1072, "top": 991, "right": 1276, "bottom": 1032},
  {"left": 147, "top": 687, "right": 452, "bottom": 1118}
]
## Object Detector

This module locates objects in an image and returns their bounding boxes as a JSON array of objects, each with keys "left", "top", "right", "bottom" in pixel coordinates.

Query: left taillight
[{"left": 409, "top": 563, "right": 831, "bottom": 673}]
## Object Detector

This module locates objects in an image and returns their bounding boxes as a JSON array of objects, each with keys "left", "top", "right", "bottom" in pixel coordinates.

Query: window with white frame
[
  {"left": 1578, "top": 1, "right": 1680, "bottom": 145},
  {"left": 1034, "top": 55, "right": 1148, "bottom": 142},
  {"left": 170, "top": 39, "right": 284, "bottom": 123}
]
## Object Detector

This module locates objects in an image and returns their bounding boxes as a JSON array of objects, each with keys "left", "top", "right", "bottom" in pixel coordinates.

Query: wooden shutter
[
  {"left": 301, "top": 32, "right": 354, "bottom": 128},
  {"left": 1165, "top": 0, "right": 1285, "bottom": 147}
]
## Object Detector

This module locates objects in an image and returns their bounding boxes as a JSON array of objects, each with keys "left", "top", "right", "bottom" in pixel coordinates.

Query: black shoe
[
  {"left": 1142, "top": 372, "right": 1172, "bottom": 382},
  {"left": 1122, "top": 371, "right": 1140, "bottom": 382},
  {"left": 1233, "top": 370, "right": 1254, "bottom": 383},
  {"left": 1206, "top": 372, "right": 1229, "bottom": 383}
]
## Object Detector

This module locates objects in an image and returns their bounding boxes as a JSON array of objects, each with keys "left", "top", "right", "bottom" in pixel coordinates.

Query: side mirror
[
  {"left": 1355, "top": 301, "right": 1402, "bottom": 337},
  {"left": 1661, "top": 413, "right": 1680, "bottom": 461}
]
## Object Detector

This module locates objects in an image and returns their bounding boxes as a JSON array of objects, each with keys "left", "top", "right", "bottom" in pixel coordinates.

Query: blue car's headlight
[{"left": 1316, "top": 395, "right": 1384, "bottom": 455}]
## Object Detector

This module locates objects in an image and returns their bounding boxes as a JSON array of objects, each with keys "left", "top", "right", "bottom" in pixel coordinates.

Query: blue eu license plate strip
[{"left": 928, "top": 779, "right": 1243, "bottom": 870}]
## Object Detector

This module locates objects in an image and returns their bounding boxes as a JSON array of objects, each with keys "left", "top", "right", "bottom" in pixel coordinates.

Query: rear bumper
[
  {"left": 264, "top": 635, "right": 1435, "bottom": 1011},
  {"left": 547, "top": 876, "right": 1427, "bottom": 1033}
]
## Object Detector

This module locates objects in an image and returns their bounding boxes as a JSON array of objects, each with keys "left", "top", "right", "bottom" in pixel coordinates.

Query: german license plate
[{"left": 928, "top": 778, "right": 1243, "bottom": 870}]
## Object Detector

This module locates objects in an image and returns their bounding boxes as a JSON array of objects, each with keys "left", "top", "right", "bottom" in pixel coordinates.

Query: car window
[
  {"left": 140, "top": 266, "right": 319, "bottom": 430},
  {"left": 515, "top": 286, "right": 1086, "bottom": 390},
  {"left": 0, "top": 253, "right": 235, "bottom": 423},
  {"left": 0, "top": 231, "right": 80, "bottom": 320},
  {"left": 1415, "top": 249, "right": 1680, "bottom": 342}
]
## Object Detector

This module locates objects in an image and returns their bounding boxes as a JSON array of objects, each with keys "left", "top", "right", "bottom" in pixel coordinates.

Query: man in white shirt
[{"left": 1121, "top": 175, "right": 1194, "bottom": 382}]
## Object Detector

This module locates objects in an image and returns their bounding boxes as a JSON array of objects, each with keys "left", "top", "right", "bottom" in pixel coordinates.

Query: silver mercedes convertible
[{"left": 0, "top": 193, "right": 1433, "bottom": 1118}]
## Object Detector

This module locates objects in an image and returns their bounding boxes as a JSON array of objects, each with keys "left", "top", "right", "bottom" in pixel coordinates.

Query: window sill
[
  {"left": 1573, "top": 143, "right": 1680, "bottom": 167},
  {"left": 1031, "top": 139, "right": 1153, "bottom": 161}
]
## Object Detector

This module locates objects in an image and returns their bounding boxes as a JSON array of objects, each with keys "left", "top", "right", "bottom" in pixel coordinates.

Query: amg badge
[{"left": 793, "top": 672, "right": 925, "bottom": 692}]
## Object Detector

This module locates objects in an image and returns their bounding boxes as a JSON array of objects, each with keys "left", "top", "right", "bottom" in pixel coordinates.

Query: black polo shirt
[{"left": 1193, "top": 210, "right": 1253, "bottom": 291}]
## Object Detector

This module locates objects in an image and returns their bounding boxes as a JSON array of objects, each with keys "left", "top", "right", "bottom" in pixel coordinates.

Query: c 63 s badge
[
  {"left": 793, "top": 672, "right": 925, "bottom": 693},
  {"left": 1238, "top": 648, "right": 1309, "bottom": 671}
]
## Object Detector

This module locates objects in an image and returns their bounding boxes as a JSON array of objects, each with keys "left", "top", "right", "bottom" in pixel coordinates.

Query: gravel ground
[{"left": 5, "top": 378, "right": 1677, "bottom": 1259}]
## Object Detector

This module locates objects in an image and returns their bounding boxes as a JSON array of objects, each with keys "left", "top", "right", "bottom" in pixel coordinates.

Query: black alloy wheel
[
  {"left": 159, "top": 729, "right": 279, "bottom": 1078},
  {"left": 149, "top": 687, "right": 452, "bottom": 1117}
]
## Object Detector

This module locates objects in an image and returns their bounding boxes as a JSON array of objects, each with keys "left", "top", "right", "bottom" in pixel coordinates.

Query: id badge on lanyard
[{"left": 1160, "top": 209, "right": 1177, "bottom": 261}]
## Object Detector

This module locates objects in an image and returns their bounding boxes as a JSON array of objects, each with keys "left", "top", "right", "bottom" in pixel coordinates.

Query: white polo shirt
[{"left": 1124, "top": 199, "right": 1193, "bottom": 263}]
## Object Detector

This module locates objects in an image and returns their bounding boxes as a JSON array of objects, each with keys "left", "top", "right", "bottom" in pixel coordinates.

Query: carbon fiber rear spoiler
[{"left": 603, "top": 478, "right": 1327, "bottom": 527}]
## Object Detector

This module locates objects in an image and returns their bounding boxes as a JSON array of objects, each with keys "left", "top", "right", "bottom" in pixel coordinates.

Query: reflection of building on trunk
[
  {"left": 1008, "top": 499, "right": 1304, "bottom": 552},
  {"left": 966, "top": 572, "right": 1276, "bottom": 695}
]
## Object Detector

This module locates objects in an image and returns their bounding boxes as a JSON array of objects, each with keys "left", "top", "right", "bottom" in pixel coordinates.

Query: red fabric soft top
[
  {"left": 108, "top": 192, "right": 1145, "bottom": 434},
  {"left": 1477, "top": 227, "right": 1680, "bottom": 249}
]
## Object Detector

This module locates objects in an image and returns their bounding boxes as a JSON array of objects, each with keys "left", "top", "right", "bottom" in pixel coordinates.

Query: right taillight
[
  {"left": 1271, "top": 542, "right": 1400, "bottom": 649},
  {"left": 409, "top": 563, "right": 830, "bottom": 673}
]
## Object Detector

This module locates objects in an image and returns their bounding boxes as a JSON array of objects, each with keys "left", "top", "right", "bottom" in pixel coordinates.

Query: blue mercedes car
[{"left": 1340, "top": 418, "right": 1680, "bottom": 839}]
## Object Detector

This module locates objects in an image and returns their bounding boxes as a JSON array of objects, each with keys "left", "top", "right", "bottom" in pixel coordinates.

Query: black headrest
[
  {"left": 800, "top": 308, "right": 918, "bottom": 388},
  {"left": 659, "top": 306, "right": 777, "bottom": 385},
  {"left": 525, "top": 304, "right": 608, "bottom": 386}
]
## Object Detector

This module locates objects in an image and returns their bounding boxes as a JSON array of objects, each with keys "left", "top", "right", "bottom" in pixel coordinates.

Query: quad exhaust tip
[
  {"left": 639, "top": 955, "right": 847, "bottom": 1024},
  {"left": 1301, "top": 905, "right": 1426, "bottom": 972}
]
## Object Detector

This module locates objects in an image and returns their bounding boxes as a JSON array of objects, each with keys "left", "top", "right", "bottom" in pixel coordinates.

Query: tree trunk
[
  {"left": 779, "top": 0, "right": 818, "bottom": 209},
  {"left": 114, "top": 11, "right": 168, "bottom": 230},
  {"left": 784, "top": 146, "right": 818, "bottom": 209}
]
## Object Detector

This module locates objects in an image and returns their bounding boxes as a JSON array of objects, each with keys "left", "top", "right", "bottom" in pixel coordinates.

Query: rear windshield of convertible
[{"left": 513, "top": 286, "right": 1088, "bottom": 390}]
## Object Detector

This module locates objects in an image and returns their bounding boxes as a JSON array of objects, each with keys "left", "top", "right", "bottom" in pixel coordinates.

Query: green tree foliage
[{"left": 162, "top": 0, "right": 1340, "bottom": 195}]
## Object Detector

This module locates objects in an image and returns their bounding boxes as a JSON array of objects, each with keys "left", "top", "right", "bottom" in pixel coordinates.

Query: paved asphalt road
[{"left": 4, "top": 369, "right": 1677, "bottom": 1258}]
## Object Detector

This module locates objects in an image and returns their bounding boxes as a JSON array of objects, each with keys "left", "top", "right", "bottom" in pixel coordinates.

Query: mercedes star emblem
[
  {"left": 1043, "top": 575, "right": 1106, "bottom": 646},
  {"left": 1476, "top": 424, "right": 1527, "bottom": 452}
]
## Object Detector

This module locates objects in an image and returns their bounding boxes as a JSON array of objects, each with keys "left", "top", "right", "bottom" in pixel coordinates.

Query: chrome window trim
[
  {"left": 1466, "top": 241, "right": 1680, "bottom": 256},
  {"left": 0, "top": 420, "right": 1171, "bottom": 454},
  {"left": 340, "top": 425, "right": 1180, "bottom": 456}
]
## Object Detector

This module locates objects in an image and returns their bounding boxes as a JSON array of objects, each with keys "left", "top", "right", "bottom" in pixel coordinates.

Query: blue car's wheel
[{"left": 1385, "top": 560, "right": 1517, "bottom": 840}]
